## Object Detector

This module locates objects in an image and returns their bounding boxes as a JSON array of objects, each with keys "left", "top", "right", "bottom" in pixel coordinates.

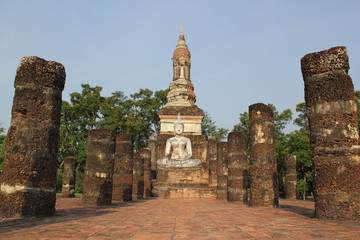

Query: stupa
[
  {"left": 158, "top": 24, "right": 204, "bottom": 135},
  {"left": 153, "top": 26, "right": 216, "bottom": 198}
]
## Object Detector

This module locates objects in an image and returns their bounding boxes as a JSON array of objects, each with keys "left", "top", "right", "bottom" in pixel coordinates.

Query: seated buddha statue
[{"left": 157, "top": 114, "right": 201, "bottom": 168}]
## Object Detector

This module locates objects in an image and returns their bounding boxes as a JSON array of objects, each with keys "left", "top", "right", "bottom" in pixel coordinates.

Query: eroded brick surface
[
  {"left": 112, "top": 133, "right": 133, "bottom": 201},
  {"left": 285, "top": 155, "right": 297, "bottom": 200},
  {"left": 227, "top": 131, "right": 247, "bottom": 202},
  {"left": 216, "top": 142, "right": 228, "bottom": 200},
  {"left": 82, "top": 129, "right": 115, "bottom": 206},
  {"left": 62, "top": 156, "right": 76, "bottom": 198},
  {"left": 301, "top": 46, "right": 360, "bottom": 220},
  {"left": 249, "top": 103, "right": 279, "bottom": 207},
  {"left": 132, "top": 152, "right": 144, "bottom": 200},
  {"left": 0, "top": 56, "right": 65, "bottom": 218}
]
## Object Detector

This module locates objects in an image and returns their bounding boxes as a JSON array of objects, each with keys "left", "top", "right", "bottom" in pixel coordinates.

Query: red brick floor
[{"left": 0, "top": 197, "right": 359, "bottom": 239}]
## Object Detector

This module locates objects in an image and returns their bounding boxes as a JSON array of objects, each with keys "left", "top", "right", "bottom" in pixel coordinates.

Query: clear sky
[{"left": 1, "top": 0, "right": 360, "bottom": 133}]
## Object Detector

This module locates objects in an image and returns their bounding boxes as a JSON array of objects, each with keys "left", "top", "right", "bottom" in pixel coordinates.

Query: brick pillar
[
  {"left": 284, "top": 155, "right": 297, "bottom": 200},
  {"left": 112, "top": 133, "right": 133, "bottom": 201},
  {"left": 148, "top": 136, "right": 157, "bottom": 180},
  {"left": 141, "top": 148, "right": 151, "bottom": 198},
  {"left": 227, "top": 131, "right": 247, "bottom": 202},
  {"left": 216, "top": 142, "right": 228, "bottom": 200},
  {"left": 62, "top": 156, "right": 76, "bottom": 198},
  {"left": 207, "top": 136, "right": 218, "bottom": 187},
  {"left": 249, "top": 103, "right": 279, "bottom": 207},
  {"left": 82, "top": 129, "right": 115, "bottom": 205},
  {"left": 0, "top": 56, "right": 65, "bottom": 218},
  {"left": 301, "top": 46, "right": 360, "bottom": 219},
  {"left": 132, "top": 152, "right": 144, "bottom": 200}
]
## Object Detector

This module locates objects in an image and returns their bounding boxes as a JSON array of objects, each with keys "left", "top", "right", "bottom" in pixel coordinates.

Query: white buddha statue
[{"left": 157, "top": 114, "right": 201, "bottom": 168}]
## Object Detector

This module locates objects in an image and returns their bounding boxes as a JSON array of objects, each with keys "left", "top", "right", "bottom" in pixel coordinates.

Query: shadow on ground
[{"left": 0, "top": 197, "right": 157, "bottom": 234}]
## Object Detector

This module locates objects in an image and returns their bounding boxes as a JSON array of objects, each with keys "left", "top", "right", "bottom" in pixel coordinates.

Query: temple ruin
[{"left": 0, "top": 56, "right": 66, "bottom": 218}]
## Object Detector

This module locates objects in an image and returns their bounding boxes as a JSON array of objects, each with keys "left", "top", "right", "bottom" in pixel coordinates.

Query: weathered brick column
[
  {"left": 142, "top": 148, "right": 152, "bottom": 198},
  {"left": 62, "top": 156, "right": 76, "bottom": 198},
  {"left": 207, "top": 136, "right": 218, "bottom": 187},
  {"left": 0, "top": 56, "right": 65, "bottom": 218},
  {"left": 227, "top": 131, "right": 247, "bottom": 202},
  {"left": 132, "top": 152, "right": 144, "bottom": 200},
  {"left": 216, "top": 142, "right": 228, "bottom": 200},
  {"left": 284, "top": 155, "right": 297, "bottom": 200},
  {"left": 149, "top": 136, "right": 157, "bottom": 172},
  {"left": 301, "top": 46, "right": 360, "bottom": 219},
  {"left": 82, "top": 129, "right": 115, "bottom": 205},
  {"left": 112, "top": 133, "right": 133, "bottom": 201},
  {"left": 249, "top": 103, "right": 279, "bottom": 207}
]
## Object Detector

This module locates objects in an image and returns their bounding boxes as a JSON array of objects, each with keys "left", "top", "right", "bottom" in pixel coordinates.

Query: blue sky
[{"left": 1, "top": 1, "right": 360, "bottom": 133}]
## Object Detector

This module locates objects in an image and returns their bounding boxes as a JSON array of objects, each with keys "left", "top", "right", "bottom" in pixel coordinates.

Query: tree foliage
[
  {"left": 201, "top": 112, "right": 229, "bottom": 141},
  {"left": 59, "top": 84, "right": 168, "bottom": 170}
]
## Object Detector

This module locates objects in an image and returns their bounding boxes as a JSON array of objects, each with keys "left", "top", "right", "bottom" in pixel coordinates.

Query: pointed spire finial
[{"left": 176, "top": 23, "right": 188, "bottom": 49}]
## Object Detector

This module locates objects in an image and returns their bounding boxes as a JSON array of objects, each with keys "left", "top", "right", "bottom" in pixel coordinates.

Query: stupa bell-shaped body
[{"left": 165, "top": 25, "right": 196, "bottom": 107}]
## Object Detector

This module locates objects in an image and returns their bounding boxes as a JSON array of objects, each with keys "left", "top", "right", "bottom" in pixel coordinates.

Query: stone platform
[{"left": 1, "top": 197, "right": 359, "bottom": 239}]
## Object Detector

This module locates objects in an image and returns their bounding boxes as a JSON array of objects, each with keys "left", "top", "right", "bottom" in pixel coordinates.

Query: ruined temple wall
[
  {"left": 142, "top": 148, "right": 152, "bottom": 198},
  {"left": 0, "top": 56, "right": 65, "bottom": 218},
  {"left": 62, "top": 156, "right": 76, "bottom": 198},
  {"left": 132, "top": 152, "right": 144, "bottom": 200},
  {"left": 216, "top": 142, "right": 228, "bottom": 200},
  {"left": 249, "top": 103, "right": 279, "bottom": 207},
  {"left": 301, "top": 46, "right": 360, "bottom": 219},
  {"left": 82, "top": 129, "right": 115, "bottom": 206},
  {"left": 112, "top": 133, "right": 133, "bottom": 201},
  {"left": 207, "top": 137, "right": 218, "bottom": 187},
  {"left": 227, "top": 131, "right": 247, "bottom": 202},
  {"left": 284, "top": 155, "right": 297, "bottom": 200}
]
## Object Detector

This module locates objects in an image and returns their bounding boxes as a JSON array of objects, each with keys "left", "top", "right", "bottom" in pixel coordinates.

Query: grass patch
[{"left": 56, "top": 192, "right": 83, "bottom": 198}]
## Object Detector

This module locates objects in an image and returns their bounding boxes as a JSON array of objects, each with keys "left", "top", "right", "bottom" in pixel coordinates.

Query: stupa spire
[{"left": 176, "top": 24, "right": 188, "bottom": 49}]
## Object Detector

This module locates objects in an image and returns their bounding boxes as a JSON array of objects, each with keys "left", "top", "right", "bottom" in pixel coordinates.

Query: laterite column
[
  {"left": 62, "top": 156, "right": 76, "bottom": 198},
  {"left": 249, "top": 103, "right": 279, "bottom": 207},
  {"left": 132, "top": 152, "right": 144, "bottom": 200},
  {"left": 284, "top": 155, "right": 297, "bottom": 200},
  {"left": 112, "top": 133, "right": 133, "bottom": 201},
  {"left": 207, "top": 136, "right": 218, "bottom": 187},
  {"left": 216, "top": 142, "right": 228, "bottom": 200},
  {"left": 227, "top": 131, "right": 247, "bottom": 202},
  {"left": 301, "top": 46, "right": 360, "bottom": 219},
  {"left": 142, "top": 148, "right": 152, "bottom": 198},
  {"left": 82, "top": 129, "right": 115, "bottom": 205},
  {"left": 0, "top": 56, "right": 65, "bottom": 218},
  {"left": 149, "top": 136, "right": 157, "bottom": 174}
]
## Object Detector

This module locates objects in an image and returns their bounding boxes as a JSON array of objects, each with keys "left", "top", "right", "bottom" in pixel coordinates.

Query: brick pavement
[{"left": 0, "top": 197, "right": 359, "bottom": 239}]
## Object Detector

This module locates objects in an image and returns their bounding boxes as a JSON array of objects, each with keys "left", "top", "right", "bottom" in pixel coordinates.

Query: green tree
[
  {"left": 201, "top": 112, "right": 229, "bottom": 141},
  {"left": 58, "top": 84, "right": 168, "bottom": 192}
]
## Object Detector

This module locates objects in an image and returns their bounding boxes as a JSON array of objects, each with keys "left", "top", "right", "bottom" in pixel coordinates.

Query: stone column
[
  {"left": 227, "top": 131, "right": 247, "bottom": 202},
  {"left": 82, "top": 129, "right": 115, "bottom": 206},
  {"left": 216, "top": 142, "right": 228, "bottom": 200},
  {"left": 148, "top": 136, "right": 157, "bottom": 180},
  {"left": 207, "top": 136, "right": 218, "bottom": 187},
  {"left": 62, "top": 156, "right": 76, "bottom": 198},
  {"left": 132, "top": 153, "right": 144, "bottom": 200},
  {"left": 112, "top": 133, "right": 133, "bottom": 201},
  {"left": 284, "top": 155, "right": 297, "bottom": 200},
  {"left": 142, "top": 148, "right": 152, "bottom": 198},
  {"left": 301, "top": 46, "right": 360, "bottom": 219},
  {"left": 0, "top": 56, "right": 65, "bottom": 218},
  {"left": 249, "top": 103, "right": 279, "bottom": 207}
]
